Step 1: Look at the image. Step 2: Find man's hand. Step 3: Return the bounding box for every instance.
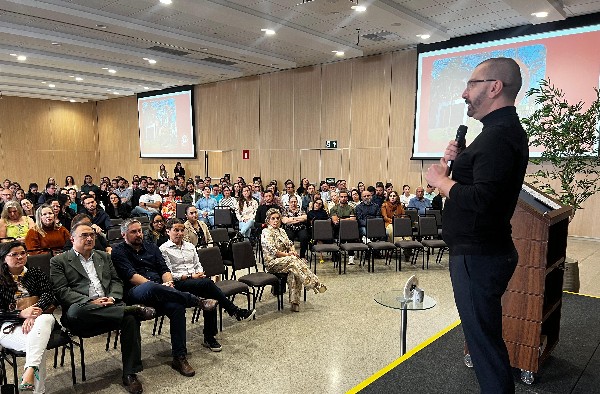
[162,281,174,287]
[90,297,114,306]
[192,272,206,279]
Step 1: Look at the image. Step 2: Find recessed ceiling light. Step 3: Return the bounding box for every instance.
[96,24,107,29]
[531,11,549,18]
[9,53,16,56]
[70,99,76,103]
[160,0,172,4]
[51,42,61,46]
[17,55,27,61]
[75,77,83,81]
[332,50,345,57]
[148,59,157,64]
[101,67,108,70]
[261,28,276,36]
[108,69,116,74]
[41,81,46,84]
[351,5,366,12]
[416,34,431,40]
[144,86,150,90]
[48,84,55,88]
[112,91,120,95]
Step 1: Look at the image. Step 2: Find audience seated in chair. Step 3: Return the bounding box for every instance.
[407,186,432,215]
[130,182,162,218]
[355,190,382,238]
[0,241,56,392]
[183,206,212,247]
[159,218,254,352]
[329,190,357,264]
[281,196,309,259]
[261,209,327,312]
[253,190,280,232]
[80,195,112,233]
[381,191,405,243]
[194,186,217,227]
[236,185,258,239]
[111,219,220,378]
[143,213,169,247]
[105,192,131,220]
[24,204,70,253]
[0,201,35,242]
[50,223,156,394]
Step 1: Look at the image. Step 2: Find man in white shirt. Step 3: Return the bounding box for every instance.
[159,218,255,352]
[280,181,301,209]
[130,183,162,217]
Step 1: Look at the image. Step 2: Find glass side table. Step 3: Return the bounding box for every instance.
[374,290,436,355]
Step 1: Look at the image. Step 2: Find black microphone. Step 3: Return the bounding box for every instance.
[447,125,468,172]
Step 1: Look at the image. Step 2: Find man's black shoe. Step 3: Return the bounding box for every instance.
[123,374,143,394]
[124,305,156,321]
[234,308,256,321]
[203,337,222,352]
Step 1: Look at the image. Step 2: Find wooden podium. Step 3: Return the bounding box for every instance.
[502,183,573,384]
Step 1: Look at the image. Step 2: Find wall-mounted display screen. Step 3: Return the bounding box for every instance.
[414,22,600,159]
[138,86,195,158]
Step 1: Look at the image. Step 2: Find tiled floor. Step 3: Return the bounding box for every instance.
[32,236,600,393]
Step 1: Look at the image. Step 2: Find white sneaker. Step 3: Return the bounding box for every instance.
[348,255,355,265]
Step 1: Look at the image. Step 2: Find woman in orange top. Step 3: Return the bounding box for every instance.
[24,204,70,253]
[381,191,404,242]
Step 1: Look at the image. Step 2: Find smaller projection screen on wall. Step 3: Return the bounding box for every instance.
[137,86,196,158]
[413,21,600,159]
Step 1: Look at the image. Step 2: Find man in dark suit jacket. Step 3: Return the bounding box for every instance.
[431,190,446,213]
[50,222,155,394]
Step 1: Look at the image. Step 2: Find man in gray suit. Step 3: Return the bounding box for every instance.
[50,222,155,394]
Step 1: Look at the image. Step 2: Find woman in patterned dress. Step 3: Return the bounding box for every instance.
[261,208,326,312]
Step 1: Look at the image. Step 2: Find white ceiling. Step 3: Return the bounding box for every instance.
[0,0,599,102]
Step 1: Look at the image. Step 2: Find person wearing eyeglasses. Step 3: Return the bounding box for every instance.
[426,57,528,394]
[36,183,57,205]
[144,213,169,247]
[0,240,56,392]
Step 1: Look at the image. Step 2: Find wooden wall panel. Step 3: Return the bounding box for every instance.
[351,55,392,148]
[235,77,260,150]
[293,66,322,149]
[196,83,221,150]
[0,96,97,187]
[259,150,298,187]
[261,72,294,150]
[321,61,351,150]
[349,148,385,187]
[299,150,320,183]
[388,147,424,191]
[390,50,418,148]
[321,149,343,184]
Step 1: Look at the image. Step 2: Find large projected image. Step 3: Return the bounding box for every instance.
[138,88,195,158]
[414,24,600,159]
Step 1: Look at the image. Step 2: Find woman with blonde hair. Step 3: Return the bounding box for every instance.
[24,204,70,253]
[261,208,326,312]
[0,201,36,241]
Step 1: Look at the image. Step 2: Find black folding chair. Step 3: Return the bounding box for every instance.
[365,218,396,272]
[392,217,425,270]
[309,219,340,274]
[338,220,368,274]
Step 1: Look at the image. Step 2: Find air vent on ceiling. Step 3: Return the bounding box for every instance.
[202,57,237,66]
[362,31,400,41]
[147,45,190,56]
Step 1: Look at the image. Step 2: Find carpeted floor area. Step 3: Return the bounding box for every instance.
[358,292,600,393]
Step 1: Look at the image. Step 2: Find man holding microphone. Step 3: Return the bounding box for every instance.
[426,57,529,393]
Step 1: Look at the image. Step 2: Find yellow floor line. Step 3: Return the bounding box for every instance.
[564,290,600,299]
[347,319,462,393]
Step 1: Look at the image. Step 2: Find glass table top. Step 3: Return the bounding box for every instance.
[374,289,436,311]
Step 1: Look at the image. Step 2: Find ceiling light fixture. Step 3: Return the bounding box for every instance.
[108,69,116,74]
[332,50,345,57]
[143,57,157,64]
[51,42,61,46]
[96,24,107,29]
[16,55,27,61]
[70,99,76,103]
[416,34,431,40]
[75,77,83,81]
[112,91,120,95]
[261,28,276,36]
[48,84,55,88]
[160,0,172,4]
[531,11,549,18]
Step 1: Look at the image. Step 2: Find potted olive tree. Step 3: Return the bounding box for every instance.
[521,78,600,291]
